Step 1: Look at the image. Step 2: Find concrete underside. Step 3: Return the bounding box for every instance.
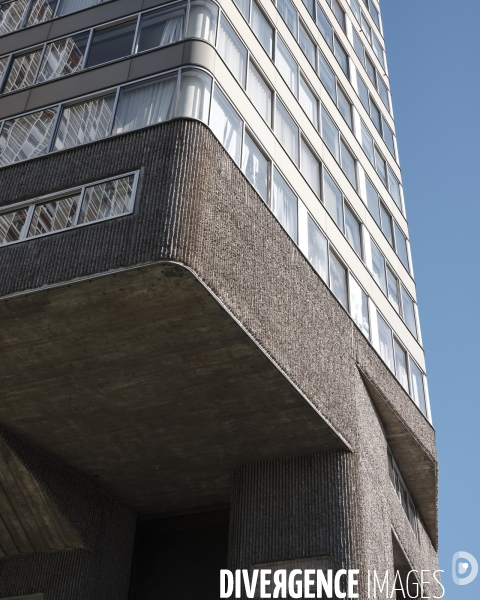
[0,263,345,515]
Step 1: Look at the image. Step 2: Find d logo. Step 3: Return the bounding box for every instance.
[452,551,478,586]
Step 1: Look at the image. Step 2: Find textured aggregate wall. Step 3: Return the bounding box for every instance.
[0,428,136,600]
[0,120,440,595]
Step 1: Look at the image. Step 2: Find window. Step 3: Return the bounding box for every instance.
[301,0,314,18]
[370,101,382,132]
[57,0,104,17]
[217,15,247,87]
[374,146,386,183]
[28,193,79,237]
[356,72,370,111]
[36,32,90,84]
[337,87,352,128]
[401,287,417,338]
[247,62,272,124]
[386,267,399,312]
[331,0,345,29]
[136,3,188,53]
[388,449,417,533]
[271,168,297,241]
[307,214,328,282]
[379,202,393,244]
[316,5,332,49]
[234,0,249,20]
[3,49,42,93]
[333,36,348,75]
[300,140,320,196]
[318,53,336,100]
[370,240,386,292]
[378,76,390,109]
[210,85,243,164]
[27,0,56,26]
[409,359,427,415]
[186,0,218,44]
[365,177,380,224]
[329,251,348,308]
[382,117,395,157]
[352,28,364,62]
[0,56,8,83]
[377,313,394,371]
[394,339,409,392]
[360,121,374,163]
[242,132,269,200]
[78,174,135,224]
[251,1,273,57]
[323,170,343,229]
[0,108,57,166]
[394,223,409,271]
[275,100,299,165]
[350,0,361,22]
[277,0,297,37]
[321,109,339,160]
[387,166,402,208]
[113,73,177,134]
[86,20,137,69]
[0,207,29,245]
[176,68,212,122]
[299,77,318,128]
[369,1,380,30]
[53,93,115,151]
[340,140,356,187]
[344,204,361,256]
[299,22,315,68]
[349,275,369,337]
[275,37,298,94]
[365,55,376,85]
[372,34,384,68]
[0,0,29,35]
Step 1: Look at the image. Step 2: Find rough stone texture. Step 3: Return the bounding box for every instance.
[0,120,440,596]
[0,428,136,600]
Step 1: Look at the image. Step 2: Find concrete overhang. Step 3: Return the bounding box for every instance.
[0,263,347,516]
[358,369,438,548]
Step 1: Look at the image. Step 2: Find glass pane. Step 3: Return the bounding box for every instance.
[349,275,369,337]
[86,20,137,69]
[352,29,364,62]
[401,286,417,338]
[321,109,339,160]
[271,168,297,241]
[381,118,395,158]
[365,177,380,224]
[28,194,79,237]
[340,140,356,188]
[369,2,380,29]
[394,222,409,271]
[0,0,29,35]
[365,55,376,85]
[277,0,297,37]
[176,68,212,122]
[242,133,268,201]
[27,0,56,26]
[374,147,386,183]
[301,0,314,17]
[247,62,271,124]
[114,73,177,134]
[323,170,343,229]
[370,101,382,133]
[394,340,409,392]
[251,1,273,57]
[350,0,360,22]
[330,252,347,308]
[361,121,374,163]
[307,214,328,282]
[410,360,427,415]
[300,140,320,196]
[377,313,394,371]
[0,208,28,244]
[210,85,242,164]
[275,37,297,95]
[4,50,42,93]
[372,34,384,67]
[331,0,344,28]
[217,15,247,87]
[54,94,115,151]
[37,32,90,84]
[316,5,332,49]
[299,22,315,68]
[234,0,250,20]
[57,0,101,17]
[275,100,298,165]
[387,165,402,208]
[357,72,370,111]
[0,56,9,83]
[344,204,361,256]
[378,77,390,110]
[299,77,317,129]
[186,0,218,44]
[137,3,187,53]
[0,108,56,166]
[318,53,336,100]
[380,202,393,244]
[333,37,348,75]
[78,174,135,224]
[386,268,399,312]
[337,87,352,128]
[370,240,386,292]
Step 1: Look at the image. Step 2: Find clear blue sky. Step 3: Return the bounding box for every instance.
[381,1,480,597]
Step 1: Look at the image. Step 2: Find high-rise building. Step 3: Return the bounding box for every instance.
[0,0,440,598]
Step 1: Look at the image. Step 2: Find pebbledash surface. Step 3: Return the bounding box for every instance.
[0,0,439,599]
